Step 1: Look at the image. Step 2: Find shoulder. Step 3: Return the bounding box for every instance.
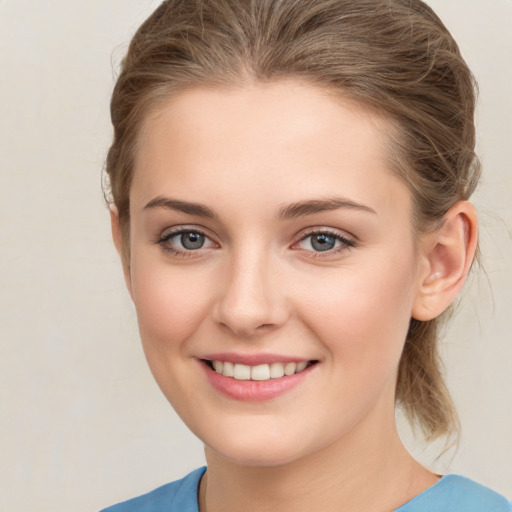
[99,466,206,512]
[397,474,511,512]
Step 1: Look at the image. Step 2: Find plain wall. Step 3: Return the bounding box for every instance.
[0,1,510,510]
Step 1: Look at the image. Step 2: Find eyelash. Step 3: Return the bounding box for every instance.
[155,227,356,257]
[294,229,356,257]
[156,227,215,257]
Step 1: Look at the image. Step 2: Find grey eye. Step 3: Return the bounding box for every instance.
[310,233,337,251]
[179,231,205,250]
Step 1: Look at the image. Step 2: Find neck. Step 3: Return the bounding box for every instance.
[199,413,437,512]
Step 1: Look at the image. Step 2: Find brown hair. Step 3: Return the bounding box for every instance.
[105,0,480,440]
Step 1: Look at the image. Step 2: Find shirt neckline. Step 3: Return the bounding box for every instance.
[393,474,463,511]
[190,469,456,512]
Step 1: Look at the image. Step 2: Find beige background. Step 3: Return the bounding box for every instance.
[0,1,510,510]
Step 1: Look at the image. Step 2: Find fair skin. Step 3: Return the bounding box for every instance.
[111,81,477,512]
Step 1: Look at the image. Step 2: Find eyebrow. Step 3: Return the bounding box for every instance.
[144,196,219,219]
[143,195,376,220]
[277,197,377,219]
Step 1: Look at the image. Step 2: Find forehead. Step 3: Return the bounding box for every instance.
[131,81,410,219]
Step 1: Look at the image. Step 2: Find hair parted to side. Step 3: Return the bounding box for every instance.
[105,0,480,441]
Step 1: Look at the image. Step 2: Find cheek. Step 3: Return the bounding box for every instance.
[296,252,417,369]
[130,255,214,351]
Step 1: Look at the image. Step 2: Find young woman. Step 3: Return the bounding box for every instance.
[101,1,511,510]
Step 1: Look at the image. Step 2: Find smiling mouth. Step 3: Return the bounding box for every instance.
[203,360,317,381]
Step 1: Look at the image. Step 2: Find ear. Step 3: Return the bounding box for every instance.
[412,201,478,321]
[110,206,133,298]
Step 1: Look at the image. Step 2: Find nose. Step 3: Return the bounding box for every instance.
[213,249,289,338]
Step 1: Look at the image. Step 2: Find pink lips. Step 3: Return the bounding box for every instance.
[198,353,316,402]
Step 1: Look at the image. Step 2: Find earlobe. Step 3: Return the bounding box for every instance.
[412,201,478,321]
[110,206,133,298]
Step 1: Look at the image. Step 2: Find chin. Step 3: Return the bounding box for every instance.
[209,444,305,468]
[201,424,317,468]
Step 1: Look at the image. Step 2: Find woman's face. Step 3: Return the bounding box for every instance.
[124,81,426,466]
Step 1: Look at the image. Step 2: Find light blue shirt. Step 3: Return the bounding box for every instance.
[101,466,511,512]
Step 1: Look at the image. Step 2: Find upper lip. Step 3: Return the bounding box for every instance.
[199,352,315,366]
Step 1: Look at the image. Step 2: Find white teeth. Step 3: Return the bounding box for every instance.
[233,363,251,380]
[251,364,271,381]
[223,361,234,377]
[284,362,297,376]
[269,362,285,379]
[296,361,308,372]
[211,360,311,381]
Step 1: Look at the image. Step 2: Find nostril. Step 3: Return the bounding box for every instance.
[216,319,278,338]
[256,323,273,330]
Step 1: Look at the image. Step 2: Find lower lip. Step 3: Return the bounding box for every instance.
[200,361,316,401]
